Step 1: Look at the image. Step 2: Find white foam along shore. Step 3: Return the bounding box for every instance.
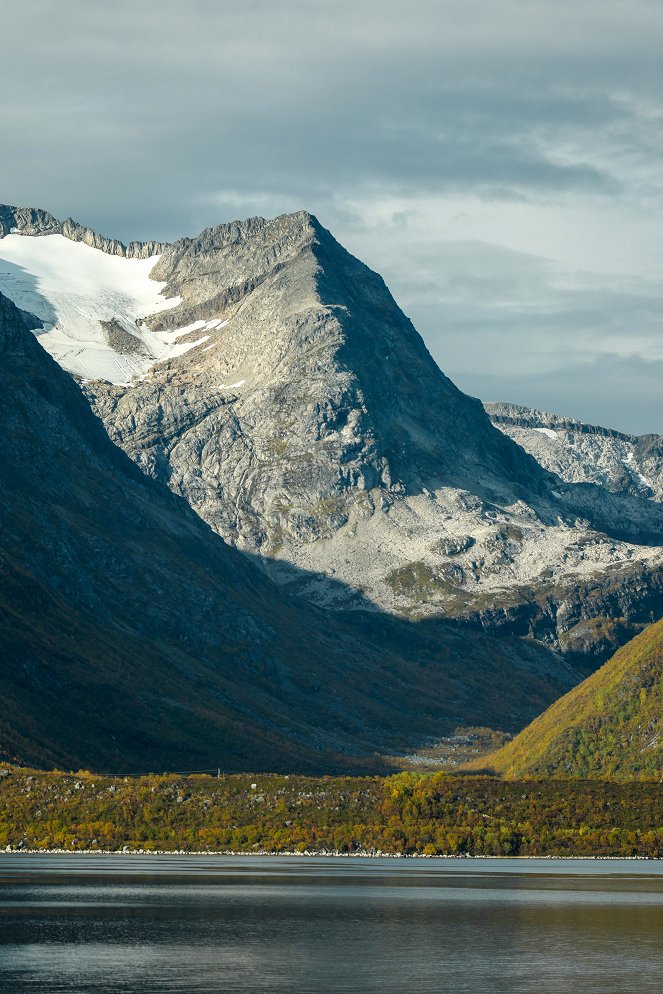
[1,848,659,861]
[0,233,193,383]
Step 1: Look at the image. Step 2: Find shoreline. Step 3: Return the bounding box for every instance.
[2,848,660,860]
[3,775,659,861]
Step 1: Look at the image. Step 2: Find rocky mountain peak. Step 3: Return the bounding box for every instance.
[78,211,663,660]
[86,211,557,569]
[146,209,322,328]
[140,211,547,499]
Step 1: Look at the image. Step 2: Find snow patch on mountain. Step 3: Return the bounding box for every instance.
[0,233,184,383]
[623,451,652,490]
[168,335,210,358]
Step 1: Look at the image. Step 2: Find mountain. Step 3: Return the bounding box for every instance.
[2,206,663,673]
[487,402,663,502]
[0,287,576,774]
[478,618,662,779]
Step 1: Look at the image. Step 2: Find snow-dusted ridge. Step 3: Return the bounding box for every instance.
[0,233,200,384]
[486,401,663,502]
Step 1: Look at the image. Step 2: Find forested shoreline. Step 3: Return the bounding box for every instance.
[1,768,661,858]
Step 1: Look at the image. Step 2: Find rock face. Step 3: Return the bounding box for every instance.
[2,206,663,668]
[89,213,551,549]
[0,203,167,258]
[487,402,663,502]
[0,288,575,773]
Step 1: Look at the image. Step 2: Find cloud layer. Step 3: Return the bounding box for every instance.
[2,1,662,431]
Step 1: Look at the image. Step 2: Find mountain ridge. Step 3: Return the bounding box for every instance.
[0,203,168,258]
[486,401,663,502]
[2,205,663,669]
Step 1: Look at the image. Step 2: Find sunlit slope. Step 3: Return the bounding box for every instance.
[480,619,663,779]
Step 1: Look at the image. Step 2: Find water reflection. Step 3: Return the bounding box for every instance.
[0,856,661,993]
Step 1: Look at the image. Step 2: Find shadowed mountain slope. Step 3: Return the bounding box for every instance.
[0,290,576,773]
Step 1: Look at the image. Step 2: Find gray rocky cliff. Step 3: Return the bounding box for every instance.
[486,401,663,501]
[0,203,167,258]
[87,212,554,564]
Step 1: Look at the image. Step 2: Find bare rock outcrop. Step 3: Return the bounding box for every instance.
[0,203,167,258]
[486,401,663,501]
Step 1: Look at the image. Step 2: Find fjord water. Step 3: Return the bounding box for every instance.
[0,856,661,993]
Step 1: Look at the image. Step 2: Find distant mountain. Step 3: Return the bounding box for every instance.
[0,288,575,774]
[479,618,662,779]
[487,402,663,502]
[2,206,663,673]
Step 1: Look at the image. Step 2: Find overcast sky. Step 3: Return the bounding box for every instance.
[2,0,662,432]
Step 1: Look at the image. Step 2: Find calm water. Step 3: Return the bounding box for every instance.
[0,855,661,993]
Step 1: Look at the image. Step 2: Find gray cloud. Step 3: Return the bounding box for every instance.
[3,1,653,230]
[387,242,663,433]
[1,1,662,431]
[467,355,663,437]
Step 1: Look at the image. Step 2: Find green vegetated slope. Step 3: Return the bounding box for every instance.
[0,767,661,857]
[480,618,663,779]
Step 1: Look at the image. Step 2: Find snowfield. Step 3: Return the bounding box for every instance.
[532,426,558,440]
[0,234,187,383]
